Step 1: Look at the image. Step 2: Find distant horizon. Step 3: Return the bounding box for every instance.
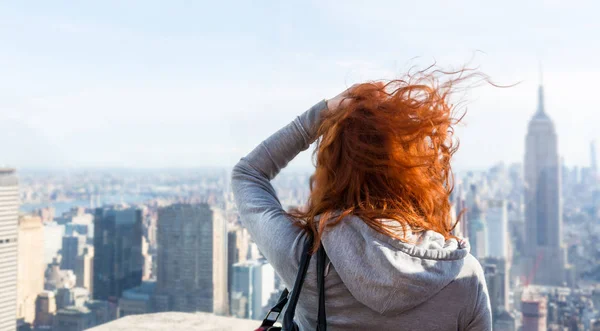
[7,161,572,176]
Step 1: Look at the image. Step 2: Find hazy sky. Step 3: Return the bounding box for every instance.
[1,1,599,170]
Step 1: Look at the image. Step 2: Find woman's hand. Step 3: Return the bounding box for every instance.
[326,84,358,113]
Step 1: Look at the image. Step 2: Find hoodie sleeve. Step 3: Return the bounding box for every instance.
[231,100,328,283]
[464,268,493,331]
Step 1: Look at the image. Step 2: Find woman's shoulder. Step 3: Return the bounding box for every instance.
[453,253,487,286]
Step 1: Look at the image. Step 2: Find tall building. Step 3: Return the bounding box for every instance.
[43,222,65,264]
[153,203,216,313]
[93,207,143,303]
[521,294,547,331]
[213,209,228,315]
[34,291,57,328]
[231,260,276,320]
[482,258,509,318]
[140,236,152,281]
[524,83,567,286]
[61,234,87,271]
[467,185,487,259]
[74,246,94,295]
[17,215,44,324]
[227,230,239,314]
[486,200,509,259]
[0,169,18,331]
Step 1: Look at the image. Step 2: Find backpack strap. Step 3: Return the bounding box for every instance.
[260,234,328,331]
[258,288,289,329]
[283,234,314,330]
[316,243,327,331]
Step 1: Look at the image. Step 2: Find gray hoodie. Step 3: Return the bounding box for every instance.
[231,100,492,331]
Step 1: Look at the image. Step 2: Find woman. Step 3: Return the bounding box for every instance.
[232,73,492,330]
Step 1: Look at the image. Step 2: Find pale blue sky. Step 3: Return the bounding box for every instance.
[1,1,599,170]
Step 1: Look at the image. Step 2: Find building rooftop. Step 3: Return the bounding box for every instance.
[87,312,259,331]
[0,169,18,185]
[38,290,55,298]
[57,305,91,316]
[122,281,156,301]
[0,168,15,174]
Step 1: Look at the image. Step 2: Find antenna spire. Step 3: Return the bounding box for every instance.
[537,59,545,115]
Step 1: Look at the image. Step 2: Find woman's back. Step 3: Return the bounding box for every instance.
[232,80,492,330]
[290,217,489,330]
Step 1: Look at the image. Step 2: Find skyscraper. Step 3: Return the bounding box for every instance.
[153,203,216,313]
[93,207,143,303]
[34,291,57,328]
[0,169,18,331]
[61,234,87,271]
[213,209,228,315]
[231,260,275,320]
[486,200,509,259]
[524,83,567,286]
[17,215,44,324]
[521,294,547,331]
[74,246,94,295]
[467,185,487,259]
[43,221,65,264]
[483,258,509,318]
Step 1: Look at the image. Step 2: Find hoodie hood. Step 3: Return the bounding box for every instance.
[321,215,470,315]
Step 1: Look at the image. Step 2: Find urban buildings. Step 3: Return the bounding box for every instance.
[56,287,89,310]
[74,246,94,295]
[93,207,143,303]
[483,257,514,330]
[61,234,87,271]
[213,209,229,315]
[153,203,219,313]
[117,281,156,318]
[486,199,509,259]
[521,293,548,331]
[43,221,65,264]
[44,258,77,291]
[466,184,488,259]
[16,215,44,324]
[523,83,568,286]
[34,291,57,328]
[10,147,600,328]
[53,306,95,331]
[0,169,18,331]
[230,260,275,320]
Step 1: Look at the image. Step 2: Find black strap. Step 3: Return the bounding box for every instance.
[259,288,289,328]
[316,244,327,331]
[260,234,328,331]
[283,235,314,330]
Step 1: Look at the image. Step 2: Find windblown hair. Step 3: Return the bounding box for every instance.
[291,67,478,252]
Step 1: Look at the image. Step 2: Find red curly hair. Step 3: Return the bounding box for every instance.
[291,68,474,252]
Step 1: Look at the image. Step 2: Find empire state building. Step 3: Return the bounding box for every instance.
[523,83,568,286]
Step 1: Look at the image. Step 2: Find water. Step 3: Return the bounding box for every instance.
[20,194,153,215]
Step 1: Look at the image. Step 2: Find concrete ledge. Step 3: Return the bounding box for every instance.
[86,312,261,331]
